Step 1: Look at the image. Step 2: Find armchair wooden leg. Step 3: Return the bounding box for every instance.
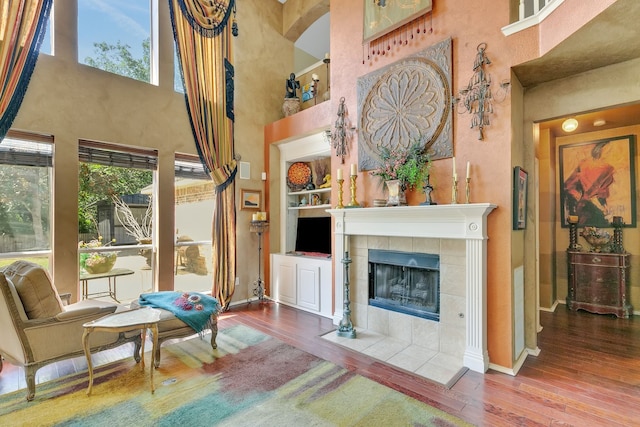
[25,367,36,401]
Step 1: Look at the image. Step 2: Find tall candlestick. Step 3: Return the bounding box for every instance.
[466,161,470,179]
[337,168,343,180]
[350,163,357,176]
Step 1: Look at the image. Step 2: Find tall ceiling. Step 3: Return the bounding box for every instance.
[277,1,640,134]
[278,0,330,60]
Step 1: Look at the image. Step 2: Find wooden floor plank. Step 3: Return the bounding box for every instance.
[1,302,638,426]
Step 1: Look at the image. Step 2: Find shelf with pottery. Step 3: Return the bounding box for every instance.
[288,187,331,210]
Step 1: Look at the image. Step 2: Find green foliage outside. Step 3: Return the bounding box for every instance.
[79,39,153,233]
[0,164,50,246]
[78,164,152,233]
[84,38,150,82]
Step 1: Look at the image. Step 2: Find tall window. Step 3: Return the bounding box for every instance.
[40,5,52,55]
[79,141,157,302]
[174,154,213,293]
[0,132,53,269]
[78,0,151,83]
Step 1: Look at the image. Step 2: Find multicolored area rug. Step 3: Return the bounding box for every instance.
[0,325,471,426]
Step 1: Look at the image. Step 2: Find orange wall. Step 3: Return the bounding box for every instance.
[330,0,513,367]
[265,0,612,371]
[327,0,515,369]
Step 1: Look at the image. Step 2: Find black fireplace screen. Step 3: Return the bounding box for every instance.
[368,249,440,321]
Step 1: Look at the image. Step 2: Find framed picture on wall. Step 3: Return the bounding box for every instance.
[559,135,636,228]
[363,0,432,43]
[240,189,262,210]
[513,166,528,230]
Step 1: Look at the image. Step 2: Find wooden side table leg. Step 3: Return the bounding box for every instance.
[82,328,94,396]
[150,324,158,393]
[140,329,146,370]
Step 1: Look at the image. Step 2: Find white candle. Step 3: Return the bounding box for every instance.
[344,234,349,252]
[466,161,470,179]
[252,213,258,221]
[452,156,456,179]
[337,168,343,180]
[325,52,330,60]
[351,163,357,176]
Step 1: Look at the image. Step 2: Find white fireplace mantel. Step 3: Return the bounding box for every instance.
[328,203,497,373]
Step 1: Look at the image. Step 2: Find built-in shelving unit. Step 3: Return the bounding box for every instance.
[272,131,332,318]
[288,187,331,210]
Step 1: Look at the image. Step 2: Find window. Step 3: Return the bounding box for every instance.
[40,5,52,55]
[79,141,157,302]
[174,48,184,93]
[77,0,151,83]
[174,154,213,293]
[0,131,53,269]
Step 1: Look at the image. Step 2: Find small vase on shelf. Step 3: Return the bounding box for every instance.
[385,179,401,206]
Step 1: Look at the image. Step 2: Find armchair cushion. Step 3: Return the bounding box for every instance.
[1,261,64,319]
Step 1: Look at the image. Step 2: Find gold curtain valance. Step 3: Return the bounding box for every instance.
[175,0,235,37]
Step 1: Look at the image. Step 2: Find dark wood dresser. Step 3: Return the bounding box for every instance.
[567,251,632,318]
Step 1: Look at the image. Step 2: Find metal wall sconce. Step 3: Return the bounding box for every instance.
[454,43,510,140]
[331,97,355,164]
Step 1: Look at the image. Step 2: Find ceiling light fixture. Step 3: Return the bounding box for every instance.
[593,119,606,127]
[562,118,578,132]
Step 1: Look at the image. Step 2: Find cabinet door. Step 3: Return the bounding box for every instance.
[274,258,297,305]
[574,266,620,306]
[297,263,320,312]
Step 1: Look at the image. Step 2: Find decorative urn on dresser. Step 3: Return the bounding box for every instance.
[566,216,632,318]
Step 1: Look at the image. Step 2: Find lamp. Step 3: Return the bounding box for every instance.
[250,219,269,302]
[562,118,578,132]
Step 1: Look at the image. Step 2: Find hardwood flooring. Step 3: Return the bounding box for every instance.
[1,301,639,426]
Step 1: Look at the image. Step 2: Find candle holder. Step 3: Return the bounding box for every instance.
[249,220,269,302]
[465,177,471,204]
[336,178,345,209]
[337,246,356,338]
[567,216,580,251]
[612,216,625,254]
[346,174,361,208]
[451,178,458,204]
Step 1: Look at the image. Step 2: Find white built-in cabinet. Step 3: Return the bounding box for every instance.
[271,132,333,318]
[271,253,332,317]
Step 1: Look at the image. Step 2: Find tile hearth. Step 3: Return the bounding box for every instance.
[321,329,467,388]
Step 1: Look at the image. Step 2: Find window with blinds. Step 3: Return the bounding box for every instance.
[0,131,53,262]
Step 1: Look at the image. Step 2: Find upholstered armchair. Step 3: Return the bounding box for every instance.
[0,261,140,401]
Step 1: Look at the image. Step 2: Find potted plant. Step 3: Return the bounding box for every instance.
[370,141,431,205]
[79,237,118,274]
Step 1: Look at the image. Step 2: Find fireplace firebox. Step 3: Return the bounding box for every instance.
[368,249,440,321]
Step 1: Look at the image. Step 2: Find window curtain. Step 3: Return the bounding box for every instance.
[169,0,237,309]
[0,0,53,141]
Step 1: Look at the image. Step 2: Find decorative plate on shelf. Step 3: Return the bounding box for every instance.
[287,162,312,191]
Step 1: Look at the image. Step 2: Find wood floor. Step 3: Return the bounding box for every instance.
[2,301,639,426]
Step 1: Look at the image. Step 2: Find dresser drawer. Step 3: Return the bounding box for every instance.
[570,253,626,267]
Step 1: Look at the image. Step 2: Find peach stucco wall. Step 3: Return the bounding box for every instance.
[11,0,290,302]
[266,0,520,369]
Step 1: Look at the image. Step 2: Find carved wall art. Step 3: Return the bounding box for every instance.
[357,37,452,172]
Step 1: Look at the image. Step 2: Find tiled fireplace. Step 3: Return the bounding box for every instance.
[328,204,496,381]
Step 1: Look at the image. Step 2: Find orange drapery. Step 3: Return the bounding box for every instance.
[169,0,237,308]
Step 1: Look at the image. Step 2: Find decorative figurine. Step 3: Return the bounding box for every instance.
[285,73,300,99]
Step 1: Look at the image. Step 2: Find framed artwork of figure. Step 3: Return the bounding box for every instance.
[559,135,636,228]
